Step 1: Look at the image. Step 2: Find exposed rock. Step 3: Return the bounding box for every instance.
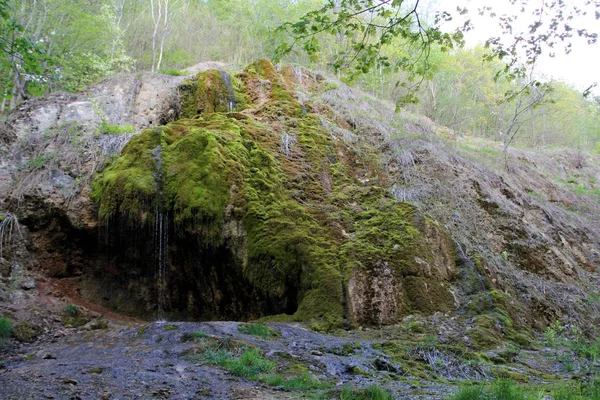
[1,58,600,342]
[20,278,35,290]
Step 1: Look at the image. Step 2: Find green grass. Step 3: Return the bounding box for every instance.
[97,121,136,135]
[158,68,186,76]
[181,331,208,342]
[65,304,79,317]
[184,343,275,379]
[262,372,329,391]
[339,385,394,400]
[0,317,12,340]
[449,379,600,400]
[238,323,278,338]
[226,348,275,378]
[449,380,533,400]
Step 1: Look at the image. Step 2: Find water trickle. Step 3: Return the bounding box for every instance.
[219,70,237,112]
[294,66,303,85]
[152,129,168,320]
[154,207,168,320]
[455,240,493,307]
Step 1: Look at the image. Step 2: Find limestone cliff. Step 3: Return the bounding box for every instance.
[2,59,600,347]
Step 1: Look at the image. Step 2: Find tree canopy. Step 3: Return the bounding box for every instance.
[0,0,598,153]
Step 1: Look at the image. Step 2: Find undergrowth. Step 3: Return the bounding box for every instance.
[262,372,329,391]
[238,323,278,338]
[183,339,274,379]
[339,385,395,400]
[0,317,12,341]
[450,379,600,400]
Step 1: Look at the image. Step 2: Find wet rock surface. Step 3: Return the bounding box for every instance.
[0,321,451,400]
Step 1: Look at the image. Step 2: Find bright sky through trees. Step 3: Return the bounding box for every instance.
[434,0,599,94]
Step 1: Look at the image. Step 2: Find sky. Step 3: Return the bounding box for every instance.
[422,0,600,95]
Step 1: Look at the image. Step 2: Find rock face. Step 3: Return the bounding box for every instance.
[2,59,600,341]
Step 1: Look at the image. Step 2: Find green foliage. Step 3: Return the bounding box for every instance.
[338,385,394,400]
[450,380,532,400]
[238,323,278,338]
[0,317,12,340]
[92,107,344,325]
[263,371,329,391]
[11,321,40,343]
[185,345,275,379]
[226,348,275,378]
[63,303,88,327]
[181,331,208,342]
[19,153,58,172]
[97,121,136,135]
[451,379,600,400]
[65,304,80,317]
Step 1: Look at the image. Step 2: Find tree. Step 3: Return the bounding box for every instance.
[0,0,47,112]
[277,0,600,106]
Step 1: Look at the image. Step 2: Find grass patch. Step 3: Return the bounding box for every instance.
[183,337,275,379]
[181,331,208,342]
[238,323,279,338]
[339,385,394,400]
[97,121,136,135]
[0,317,12,341]
[448,379,600,400]
[227,348,275,378]
[164,324,178,331]
[62,304,88,327]
[262,372,329,391]
[450,380,533,400]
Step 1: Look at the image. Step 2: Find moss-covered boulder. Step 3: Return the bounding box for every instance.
[90,59,462,327]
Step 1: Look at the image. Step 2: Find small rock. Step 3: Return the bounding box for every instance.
[311,350,323,356]
[20,278,36,290]
[373,358,402,374]
[62,378,78,385]
[43,353,56,360]
[82,319,108,331]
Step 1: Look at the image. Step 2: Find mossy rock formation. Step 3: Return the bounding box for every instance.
[91,60,460,327]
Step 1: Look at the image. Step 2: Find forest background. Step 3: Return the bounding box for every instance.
[1,0,599,152]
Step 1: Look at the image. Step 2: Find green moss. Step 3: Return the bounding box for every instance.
[92,112,343,325]
[404,277,454,314]
[11,321,41,343]
[179,70,247,118]
[91,128,161,219]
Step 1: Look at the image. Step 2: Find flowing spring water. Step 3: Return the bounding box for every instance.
[219,70,237,112]
[152,131,168,320]
[154,207,168,321]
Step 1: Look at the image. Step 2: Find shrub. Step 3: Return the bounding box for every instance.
[12,321,40,343]
[65,304,80,317]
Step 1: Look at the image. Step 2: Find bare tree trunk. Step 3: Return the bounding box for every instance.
[156,0,170,72]
[150,0,162,73]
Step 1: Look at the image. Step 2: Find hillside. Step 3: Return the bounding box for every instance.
[1,60,600,399]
